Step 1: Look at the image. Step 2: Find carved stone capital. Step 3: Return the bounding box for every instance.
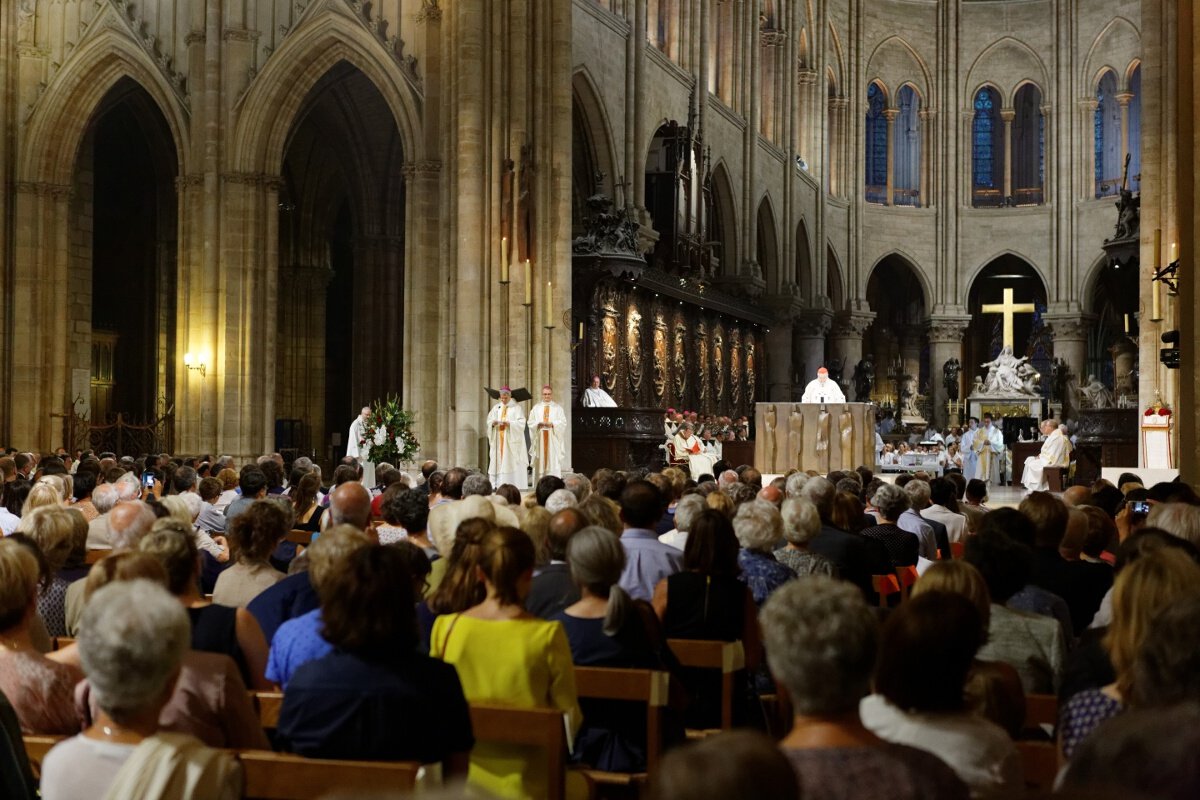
[925,316,972,344]
[882,108,899,122]
[797,67,817,85]
[795,310,833,339]
[830,311,876,339]
[417,0,442,23]
[763,291,806,323]
[829,96,849,111]
[999,108,1016,123]
[761,29,787,47]
[1043,314,1093,341]
[15,181,71,199]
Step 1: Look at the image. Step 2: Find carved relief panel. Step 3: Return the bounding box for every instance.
[729,326,742,410]
[599,285,619,397]
[672,311,687,402]
[625,301,644,400]
[652,304,669,405]
[713,322,726,409]
[696,318,710,407]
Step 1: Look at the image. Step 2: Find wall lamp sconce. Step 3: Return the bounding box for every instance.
[183,352,206,377]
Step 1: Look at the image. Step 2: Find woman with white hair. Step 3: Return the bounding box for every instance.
[39,579,242,799]
[733,499,794,606]
[860,484,920,567]
[775,498,837,578]
[761,578,969,798]
[553,526,676,772]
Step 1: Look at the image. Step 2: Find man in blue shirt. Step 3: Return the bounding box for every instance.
[617,480,683,601]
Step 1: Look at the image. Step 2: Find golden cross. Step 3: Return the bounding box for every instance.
[981,287,1035,349]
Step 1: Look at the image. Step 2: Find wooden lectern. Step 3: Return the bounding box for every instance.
[754,403,877,475]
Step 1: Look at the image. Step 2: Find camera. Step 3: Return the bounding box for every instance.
[142,471,156,489]
[1129,500,1151,516]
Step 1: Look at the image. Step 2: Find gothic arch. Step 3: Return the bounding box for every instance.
[865,250,932,312]
[571,69,620,192]
[963,249,1051,303]
[826,244,845,312]
[1009,79,1044,107]
[827,21,845,92]
[1082,17,1141,92]
[756,196,781,291]
[709,160,739,277]
[1079,252,1115,310]
[1123,58,1143,92]
[865,35,932,103]
[795,219,814,293]
[231,8,423,175]
[964,37,1049,109]
[20,22,189,186]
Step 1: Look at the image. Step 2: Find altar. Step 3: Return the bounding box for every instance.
[753,402,877,475]
[967,395,1044,422]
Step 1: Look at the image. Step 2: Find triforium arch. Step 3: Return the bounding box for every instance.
[571,69,621,232]
[756,196,781,293]
[11,24,188,449]
[707,161,739,277]
[864,252,931,394]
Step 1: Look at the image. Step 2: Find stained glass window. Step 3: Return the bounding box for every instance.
[973,88,998,188]
[865,83,888,195]
[1094,85,1105,189]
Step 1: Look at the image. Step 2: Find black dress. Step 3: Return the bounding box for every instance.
[188,604,253,687]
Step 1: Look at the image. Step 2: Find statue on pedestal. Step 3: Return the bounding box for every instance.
[942,358,961,402]
[1079,375,1115,409]
[852,355,874,402]
[976,346,1039,397]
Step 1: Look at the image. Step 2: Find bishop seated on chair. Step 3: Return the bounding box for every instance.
[1021,418,1072,492]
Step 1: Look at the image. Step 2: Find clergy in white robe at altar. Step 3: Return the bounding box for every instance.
[1021,418,1072,491]
[800,367,846,403]
[672,423,717,478]
[487,387,528,488]
[971,414,1006,486]
[346,406,377,486]
[581,375,617,407]
[960,419,980,479]
[530,385,568,480]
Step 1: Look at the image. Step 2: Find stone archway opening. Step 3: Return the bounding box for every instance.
[275,61,405,465]
[1087,256,1141,401]
[865,254,928,400]
[74,77,179,427]
[964,255,1050,399]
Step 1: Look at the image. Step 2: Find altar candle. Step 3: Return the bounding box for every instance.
[524,259,532,305]
[578,321,584,340]
[1152,229,1162,320]
[1124,313,1130,334]
[500,236,509,283]
[545,282,554,328]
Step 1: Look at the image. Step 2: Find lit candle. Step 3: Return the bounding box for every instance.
[1152,228,1162,321]
[524,259,532,305]
[1124,313,1130,334]
[500,236,509,283]
[545,281,553,328]
[578,321,584,340]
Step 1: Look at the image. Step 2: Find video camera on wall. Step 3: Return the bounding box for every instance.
[1161,330,1180,370]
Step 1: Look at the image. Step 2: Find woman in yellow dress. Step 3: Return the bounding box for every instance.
[431,526,582,799]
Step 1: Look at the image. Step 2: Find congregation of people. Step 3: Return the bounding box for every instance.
[4,443,1200,799]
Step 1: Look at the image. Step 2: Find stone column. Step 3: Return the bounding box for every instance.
[828,311,875,399]
[925,317,971,429]
[764,292,804,401]
[1044,315,1092,420]
[1079,99,1098,198]
[1040,103,1052,201]
[883,108,898,205]
[1000,108,1015,201]
[1116,91,1134,171]
[793,310,833,389]
[918,108,934,207]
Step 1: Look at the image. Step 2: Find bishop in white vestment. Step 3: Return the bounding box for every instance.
[487,387,528,488]
[581,375,617,407]
[673,424,717,478]
[530,385,568,480]
[1022,419,1072,491]
[800,367,846,403]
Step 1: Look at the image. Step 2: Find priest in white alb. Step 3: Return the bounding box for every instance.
[800,367,846,403]
[529,384,567,480]
[346,406,376,486]
[487,386,528,488]
[672,422,717,478]
[581,375,617,407]
[1021,418,1071,492]
[971,413,1006,485]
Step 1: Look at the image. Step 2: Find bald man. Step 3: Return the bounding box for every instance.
[328,481,372,531]
[1062,485,1091,507]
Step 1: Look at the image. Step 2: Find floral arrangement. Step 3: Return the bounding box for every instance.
[360,394,420,464]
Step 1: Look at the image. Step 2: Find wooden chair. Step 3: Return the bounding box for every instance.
[666,639,745,731]
[665,442,688,468]
[22,735,64,780]
[871,574,902,607]
[1045,466,1067,492]
[237,750,420,799]
[1015,740,1059,791]
[573,666,670,785]
[1024,693,1058,732]
[897,565,919,597]
[285,529,315,547]
[251,691,284,731]
[468,703,570,800]
[85,548,109,565]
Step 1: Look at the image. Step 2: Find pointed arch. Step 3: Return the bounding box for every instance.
[865,35,932,103]
[20,21,189,185]
[866,251,932,313]
[962,249,1051,301]
[708,160,738,277]
[964,37,1049,108]
[756,195,780,291]
[826,21,845,93]
[795,219,814,295]
[231,8,422,174]
[571,68,620,193]
[826,244,845,312]
[1082,16,1141,92]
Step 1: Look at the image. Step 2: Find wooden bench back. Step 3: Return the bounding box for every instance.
[574,666,670,774]
[667,639,745,730]
[468,703,568,800]
[251,691,284,730]
[238,750,420,799]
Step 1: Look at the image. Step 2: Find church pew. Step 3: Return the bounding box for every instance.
[872,574,903,607]
[284,529,315,547]
[237,750,420,799]
[666,639,745,731]
[85,549,109,565]
[573,666,670,785]
[468,703,570,800]
[1024,693,1059,733]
